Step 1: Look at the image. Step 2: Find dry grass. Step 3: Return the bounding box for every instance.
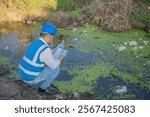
[83,0,133,32]
[48,11,85,28]
[0,0,57,23]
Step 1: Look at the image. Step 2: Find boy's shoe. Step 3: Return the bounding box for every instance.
[38,86,59,94]
[22,82,40,89]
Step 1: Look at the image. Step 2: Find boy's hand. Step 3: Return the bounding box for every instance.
[60,50,68,58]
[57,40,65,49]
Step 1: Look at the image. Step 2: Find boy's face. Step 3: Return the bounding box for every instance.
[47,34,54,44]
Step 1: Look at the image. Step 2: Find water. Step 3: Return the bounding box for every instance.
[92,76,150,100]
[0,23,100,81]
[0,23,150,99]
[62,48,101,68]
[56,71,72,81]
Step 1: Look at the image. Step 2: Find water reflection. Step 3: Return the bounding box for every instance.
[0,23,34,64]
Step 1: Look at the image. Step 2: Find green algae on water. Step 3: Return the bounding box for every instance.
[54,60,143,93]
[54,61,116,93]
[54,26,150,94]
[0,56,10,65]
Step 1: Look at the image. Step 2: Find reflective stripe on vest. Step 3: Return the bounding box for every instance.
[23,56,45,67]
[19,64,40,76]
[33,44,47,62]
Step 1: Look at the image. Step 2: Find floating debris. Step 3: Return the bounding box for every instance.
[73,38,78,41]
[143,64,146,66]
[2,46,8,51]
[129,41,138,46]
[118,45,126,51]
[143,41,149,45]
[132,46,138,50]
[136,56,139,59]
[73,28,76,32]
[99,51,103,54]
[124,42,128,45]
[115,86,127,94]
[139,46,144,49]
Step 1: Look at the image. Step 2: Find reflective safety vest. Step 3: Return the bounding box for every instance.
[18,39,48,81]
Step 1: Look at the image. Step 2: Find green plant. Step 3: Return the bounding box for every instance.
[132,10,150,29]
[0,56,10,65]
[57,0,75,11]
[57,0,92,11]
[135,0,150,4]
[73,0,92,8]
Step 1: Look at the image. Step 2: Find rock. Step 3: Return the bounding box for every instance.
[26,20,32,25]
[118,45,126,51]
[73,92,80,99]
[129,41,138,46]
[115,86,127,94]
[56,94,64,100]
[148,7,150,10]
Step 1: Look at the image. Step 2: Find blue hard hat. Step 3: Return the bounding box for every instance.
[41,23,57,35]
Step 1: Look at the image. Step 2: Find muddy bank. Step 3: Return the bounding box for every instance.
[0,76,90,100]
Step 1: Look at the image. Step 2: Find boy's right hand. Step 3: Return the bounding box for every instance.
[56,40,65,49]
[60,50,68,58]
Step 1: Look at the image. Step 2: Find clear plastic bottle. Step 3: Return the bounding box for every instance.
[116,86,127,93]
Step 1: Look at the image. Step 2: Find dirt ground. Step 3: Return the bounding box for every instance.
[0,76,90,100]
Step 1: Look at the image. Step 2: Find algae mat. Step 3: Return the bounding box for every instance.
[54,25,150,99]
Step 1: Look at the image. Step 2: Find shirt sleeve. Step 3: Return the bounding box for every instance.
[40,48,60,69]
